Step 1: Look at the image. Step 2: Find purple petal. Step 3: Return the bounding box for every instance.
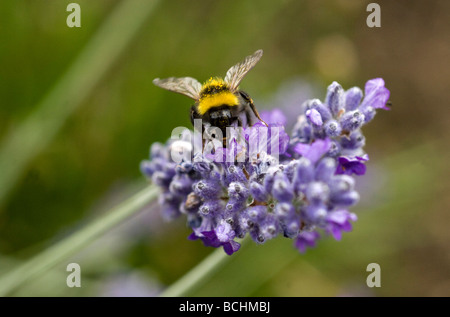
[229,240,241,252]
[294,231,320,253]
[336,155,368,176]
[188,232,199,241]
[327,210,352,225]
[350,162,366,176]
[223,240,241,255]
[356,154,369,161]
[294,138,331,164]
[340,221,353,232]
[360,78,390,110]
[201,230,217,240]
[260,109,287,126]
[223,243,234,255]
[325,210,357,241]
[330,227,343,241]
[200,230,221,247]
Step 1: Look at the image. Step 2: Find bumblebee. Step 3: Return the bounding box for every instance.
[153,50,267,138]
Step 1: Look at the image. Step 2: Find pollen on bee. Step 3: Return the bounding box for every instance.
[203,77,226,88]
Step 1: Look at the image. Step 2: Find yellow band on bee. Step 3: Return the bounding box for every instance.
[197,92,239,115]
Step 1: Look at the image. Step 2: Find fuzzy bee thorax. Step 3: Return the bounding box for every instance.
[196,77,239,115]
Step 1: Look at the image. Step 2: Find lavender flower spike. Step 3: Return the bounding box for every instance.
[141,78,390,254]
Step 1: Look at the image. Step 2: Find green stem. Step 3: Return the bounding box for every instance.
[160,237,248,297]
[0,185,159,296]
[0,0,160,208]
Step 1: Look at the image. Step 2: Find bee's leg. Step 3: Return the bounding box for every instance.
[237,116,243,128]
[191,106,206,150]
[190,106,195,126]
[243,105,269,129]
[190,105,200,127]
[243,110,251,128]
[239,91,268,127]
[190,106,208,151]
[248,101,268,127]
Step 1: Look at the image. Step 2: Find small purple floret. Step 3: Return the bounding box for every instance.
[360,78,390,110]
[325,210,358,241]
[336,154,369,176]
[295,231,321,253]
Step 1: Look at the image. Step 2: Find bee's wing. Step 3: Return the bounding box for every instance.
[153,77,202,100]
[224,49,263,92]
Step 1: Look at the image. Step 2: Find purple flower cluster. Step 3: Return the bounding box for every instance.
[141,78,389,255]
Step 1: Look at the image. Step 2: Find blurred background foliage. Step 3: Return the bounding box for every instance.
[0,0,449,296]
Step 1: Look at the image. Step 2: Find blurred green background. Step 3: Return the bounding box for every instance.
[0,0,449,296]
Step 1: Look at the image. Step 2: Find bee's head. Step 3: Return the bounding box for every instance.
[210,108,232,133]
